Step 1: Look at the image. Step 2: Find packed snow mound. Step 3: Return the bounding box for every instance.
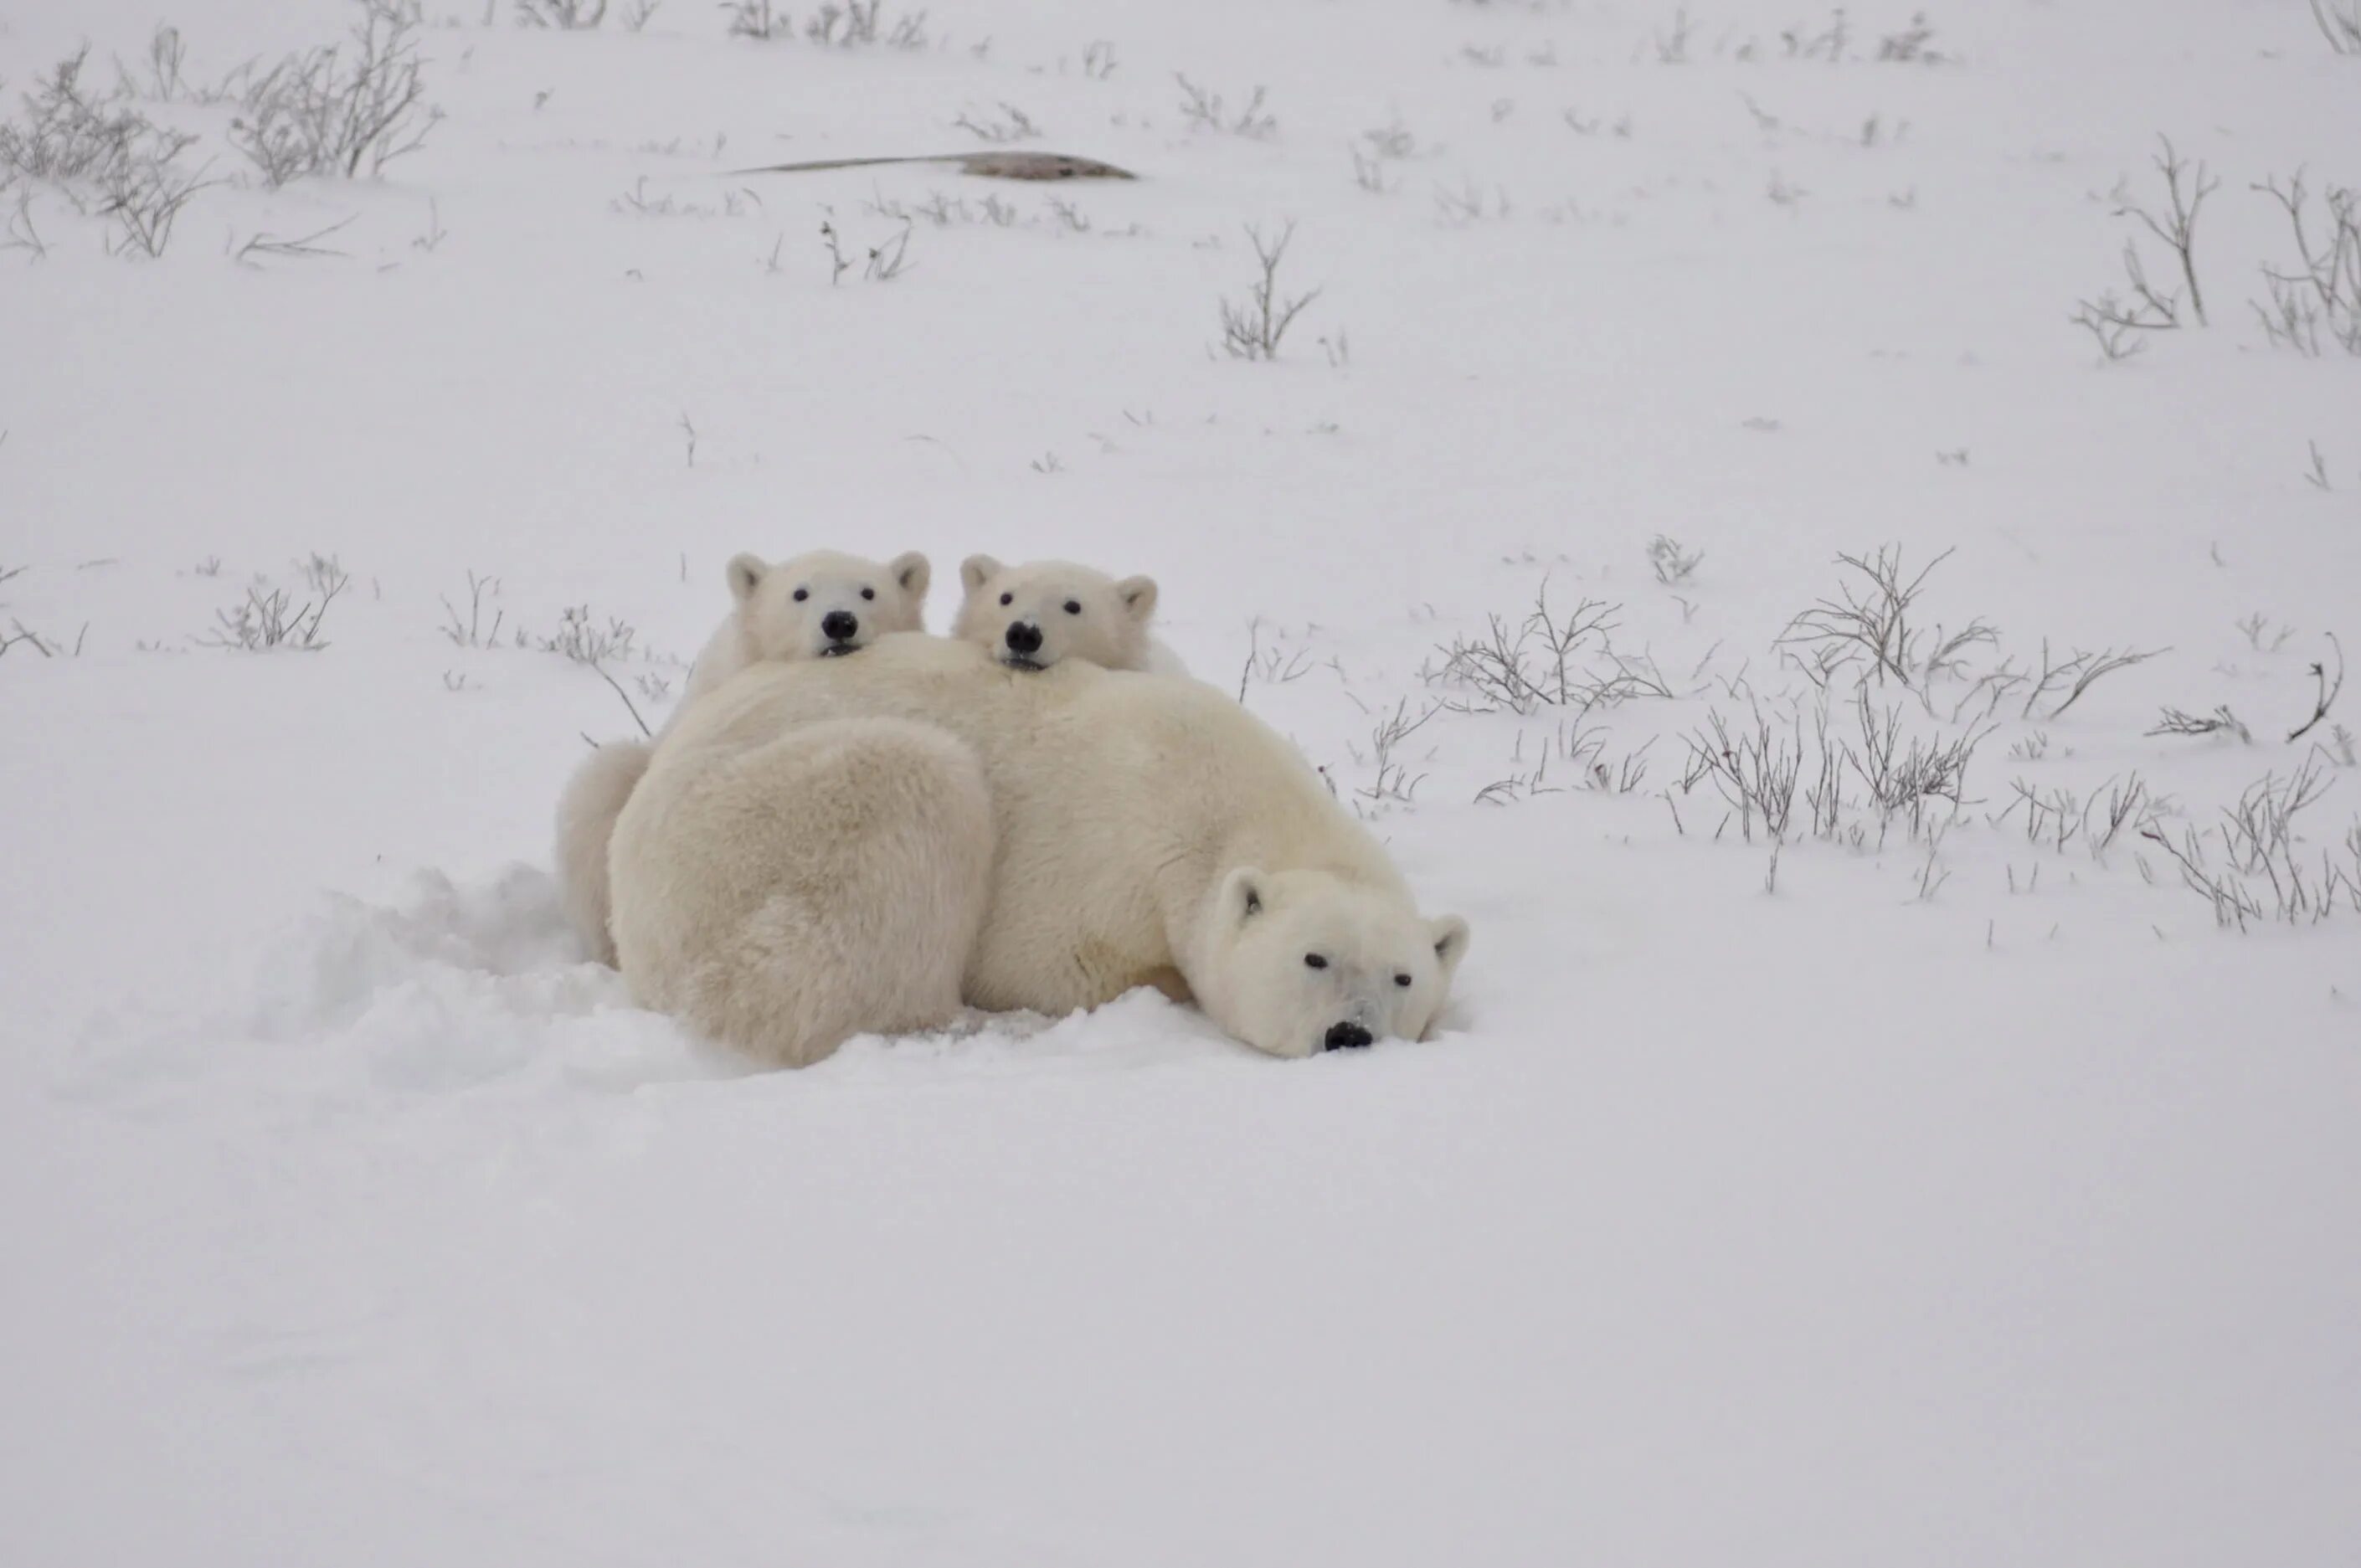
[56,866,1232,1113]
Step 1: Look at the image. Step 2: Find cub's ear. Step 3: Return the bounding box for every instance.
[890,551,931,600]
[1428,915,1470,979]
[959,554,1002,596]
[726,553,767,605]
[1217,866,1268,927]
[1115,575,1159,624]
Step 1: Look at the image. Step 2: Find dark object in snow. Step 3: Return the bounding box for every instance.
[728,151,1139,182]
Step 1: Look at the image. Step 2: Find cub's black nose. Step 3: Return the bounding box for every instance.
[1005,620,1044,655]
[1323,1021,1374,1051]
[821,609,859,643]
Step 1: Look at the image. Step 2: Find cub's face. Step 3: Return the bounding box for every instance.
[729,548,928,661]
[953,555,1157,673]
[1197,868,1470,1059]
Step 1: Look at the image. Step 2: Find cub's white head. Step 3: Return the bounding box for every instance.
[1193,867,1470,1059]
[953,555,1159,673]
[727,548,929,661]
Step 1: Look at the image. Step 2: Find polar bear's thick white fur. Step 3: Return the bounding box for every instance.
[610,716,994,1067]
[952,555,1187,677]
[615,635,1469,1061]
[553,547,929,966]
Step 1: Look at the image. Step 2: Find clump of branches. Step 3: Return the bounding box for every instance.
[951,102,1038,143]
[1845,689,1988,837]
[2142,752,2360,928]
[0,49,163,183]
[2148,704,2250,743]
[230,0,438,185]
[2020,640,2164,721]
[2071,136,2215,355]
[1217,220,1319,360]
[805,3,930,49]
[1680,706,1802,846]
[2250,172,2361,357]
[722,0,785,38]
[1347,697,1439,807]
[2288,633,2346,742]
[1778,545,1983,697]
[537,605,638,665]
[199,580,342,651]
[1175,74,1276,139]
[1648,533,1702,584]
[517,0,607,27]
[439,569,504,646]
[1430,584,1645,715]
[2309,0,2361,54]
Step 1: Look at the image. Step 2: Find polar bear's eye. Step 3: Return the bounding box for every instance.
[999,592,1013,606]
[1303,954,1328,970]
[792,587,809,602]
[1394,973,1412,988]
[860,587,876,600]
[1064,600,1083,614]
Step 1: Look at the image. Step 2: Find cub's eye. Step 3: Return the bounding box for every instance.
[1394,973,1412,988]
[792,587,809,602]
[860,587,876,600]
[999,592,1013,606]
[1304,954,1328,970]
[1063,600,1083,615]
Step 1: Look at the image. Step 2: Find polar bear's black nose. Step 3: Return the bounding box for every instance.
[1005,621,1043,655]
[821,610,859,643]
[1323,1021,1374,1051]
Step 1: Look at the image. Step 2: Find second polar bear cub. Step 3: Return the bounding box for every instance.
[953,555,1186,676]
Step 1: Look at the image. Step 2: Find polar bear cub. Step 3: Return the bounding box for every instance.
[952,555,1186,676]
[555,546,929,968]
[682,548,931,709]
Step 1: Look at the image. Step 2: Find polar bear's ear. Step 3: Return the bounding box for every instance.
[1428,915,1470,979]
[1115,575,1159,624]
[959,554,1002,596]
[726,553,767,605]
[890,551,931,601]
[1218,866,1268,926]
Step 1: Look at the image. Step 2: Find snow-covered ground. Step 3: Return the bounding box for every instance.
[6,0,2359,1560]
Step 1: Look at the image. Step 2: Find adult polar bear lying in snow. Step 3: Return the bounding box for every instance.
[607,634,1469,1065]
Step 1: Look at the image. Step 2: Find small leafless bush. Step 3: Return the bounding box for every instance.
[100,151,213,257]
[1648,534,1701,584]
[1680,707,1802,846]
[2143,752,2360,928]
[2288,633,2346,742]
[1218,221,1318,361]
[2309,0,2361,53]
[1431,585,1627,715]
[517,0,607,27]
[3,191,46,259]
[200,580,342,651]
[952,102,1038,143]
[621,0,662,29]
[439,569,504,646]
[2148,704,2250,743]
[1175,74,1276,139]
[1778,545,1953,691]
[1845,690,1988,835]
[231,0,439,186]
[722,0,784,39]
[2020,640,2163,721]
[2251,172,2361,357]
[0,50,157,183]
[230,214,355,265]
[1348,698,1439,806]
[1875,13,1943,62]
[805,3,928,49]
[538,604,638,665]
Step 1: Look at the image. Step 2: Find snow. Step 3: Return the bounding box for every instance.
[5,0,2360,1561]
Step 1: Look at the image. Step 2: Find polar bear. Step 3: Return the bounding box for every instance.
[608,715,994,1068]
[554,547,930,966]
[951,555,1187,676]
[610,635,1469,1062]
